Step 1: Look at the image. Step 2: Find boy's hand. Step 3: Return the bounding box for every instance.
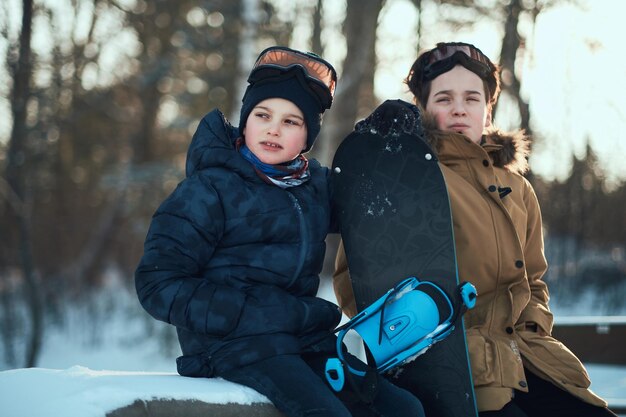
[299,296,342,334]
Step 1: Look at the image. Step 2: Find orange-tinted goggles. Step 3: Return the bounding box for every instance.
[249,46,337,110]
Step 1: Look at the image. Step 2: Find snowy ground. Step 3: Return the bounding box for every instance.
[0,366,271,417]
[0,277,625,416]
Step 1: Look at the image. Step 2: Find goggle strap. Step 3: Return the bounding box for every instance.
[423,51,491,81]
[245,67,328,111]
[247,66,331,110]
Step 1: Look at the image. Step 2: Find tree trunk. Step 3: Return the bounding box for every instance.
[497,0,531,134]
[230,0,259,124]
[5,0,43,368]
[313,0,385,166]
[408,0,423,53]
[311,0,323,55]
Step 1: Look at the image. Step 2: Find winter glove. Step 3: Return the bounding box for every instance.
[298,296,342,335]
[355,99,423,138]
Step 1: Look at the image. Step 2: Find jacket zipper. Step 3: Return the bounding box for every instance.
[287,191,308,287]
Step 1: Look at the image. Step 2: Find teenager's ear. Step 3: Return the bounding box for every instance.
[485,108,493,128]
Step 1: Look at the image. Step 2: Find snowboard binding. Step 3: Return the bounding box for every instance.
[325,277,477,392]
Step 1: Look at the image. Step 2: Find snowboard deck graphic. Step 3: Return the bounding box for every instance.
[331,128,478,417]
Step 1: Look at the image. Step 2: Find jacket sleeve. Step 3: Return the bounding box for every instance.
[517,179,553,335]
[332,240,358,318]
[135,176,246,336]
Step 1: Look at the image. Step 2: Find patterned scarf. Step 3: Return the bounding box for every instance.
[237,139,310,189]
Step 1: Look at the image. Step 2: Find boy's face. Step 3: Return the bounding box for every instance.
[243,98,308,165]
[425,65,491,144]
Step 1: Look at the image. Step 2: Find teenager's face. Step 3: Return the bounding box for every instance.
[243,98,308,165]
[425,65,491,144]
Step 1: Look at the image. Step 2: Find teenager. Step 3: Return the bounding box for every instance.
[333,42,616,417]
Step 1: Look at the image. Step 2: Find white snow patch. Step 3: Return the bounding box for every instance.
[0,366,270,417]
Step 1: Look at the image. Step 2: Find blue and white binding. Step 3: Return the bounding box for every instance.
[325,277,477,392]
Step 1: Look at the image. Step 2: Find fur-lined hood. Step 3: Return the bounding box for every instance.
[354,100,532,176]
[421,113,531,176]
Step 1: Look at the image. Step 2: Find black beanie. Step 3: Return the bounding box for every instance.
[239,72,323,153]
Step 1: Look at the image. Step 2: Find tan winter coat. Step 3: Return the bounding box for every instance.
[332,123,607,412]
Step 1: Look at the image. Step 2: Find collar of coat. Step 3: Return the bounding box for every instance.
[421,113,531,176]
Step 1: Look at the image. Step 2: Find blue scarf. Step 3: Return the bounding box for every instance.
[238,140,310,189]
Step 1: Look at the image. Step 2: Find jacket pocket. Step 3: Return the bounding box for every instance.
[176,352,214,378]
[521,331,590,388]
[467,330,496,386]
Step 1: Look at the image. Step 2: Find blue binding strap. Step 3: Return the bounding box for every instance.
[326,277,477,391]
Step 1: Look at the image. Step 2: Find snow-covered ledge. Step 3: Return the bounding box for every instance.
[2,363,625,416]
[0,366,285,417]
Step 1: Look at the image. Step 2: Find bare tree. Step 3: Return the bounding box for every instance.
[3,0,43,368]
[496,0,531,134]
[407,0,424,53]
[311,0,323,55]
[313,0,385,166]
[231,0,260,123]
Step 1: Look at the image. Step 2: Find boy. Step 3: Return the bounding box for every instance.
[135,46,424,417]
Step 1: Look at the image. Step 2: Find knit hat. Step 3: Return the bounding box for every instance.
[239,69,323,153]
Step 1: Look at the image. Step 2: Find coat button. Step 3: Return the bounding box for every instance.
[488,185,497,192]
[506,327,514,334]
[482,159,489,167]
[515,260,524,268]
[519,381,527,388]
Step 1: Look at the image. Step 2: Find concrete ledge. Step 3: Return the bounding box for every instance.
[107,399,285,417]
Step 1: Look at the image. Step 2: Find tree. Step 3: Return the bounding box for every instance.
[496,0,531,133]
[2,0,42,368]
[537,143,625,305]
[312,0,385,166]
[311,0,323,55]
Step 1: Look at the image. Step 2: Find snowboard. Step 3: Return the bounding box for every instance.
[331,119,478,417]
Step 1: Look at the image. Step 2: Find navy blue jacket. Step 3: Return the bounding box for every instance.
[135,109,341,377]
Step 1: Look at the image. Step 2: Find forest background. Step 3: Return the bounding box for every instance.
[1,0,625,371]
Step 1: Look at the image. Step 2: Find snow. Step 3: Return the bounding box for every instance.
[0,277,624,416]
[0,366,270,417]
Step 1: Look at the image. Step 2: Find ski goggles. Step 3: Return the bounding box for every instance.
[422,42,492,81]
[248,46,337,110]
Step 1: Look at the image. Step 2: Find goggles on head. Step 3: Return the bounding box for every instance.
[248,46,337,110]
[422,42,492,82]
